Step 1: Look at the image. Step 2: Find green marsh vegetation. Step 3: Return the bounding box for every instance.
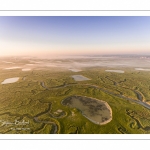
[0,56,150,134]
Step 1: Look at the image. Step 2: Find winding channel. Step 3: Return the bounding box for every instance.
[33,102,59,134]
[0,102,59,134]
[126,109,150,131]
[105,76,143,101]
[40,81,150,110]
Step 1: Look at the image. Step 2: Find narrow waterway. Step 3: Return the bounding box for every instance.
[40,81,150,110]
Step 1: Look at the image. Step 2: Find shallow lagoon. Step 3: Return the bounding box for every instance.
[72,75,90,81]
[22,68,31,71]
[2,61,15,64]
[1,77,19,84]
[105,70,124,73]
[26,64,34,66]
[69,69,82,72]
[62,96,112,125]
[135,68,150,71]
[4,67,21,70]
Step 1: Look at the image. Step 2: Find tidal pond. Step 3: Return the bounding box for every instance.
[2,61,15,64]
[105,70,124,73]
[72,75,90,81]
[69,69,82,72]
[62,96,112,125]
[1,77,19,84]
[22,68,31,71]
[135,68,150,71]
[4,67,21,70]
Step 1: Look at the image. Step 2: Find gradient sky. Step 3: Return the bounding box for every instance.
[0,16,150,56]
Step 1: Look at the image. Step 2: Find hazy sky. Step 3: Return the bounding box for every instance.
[0,16,150,56]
